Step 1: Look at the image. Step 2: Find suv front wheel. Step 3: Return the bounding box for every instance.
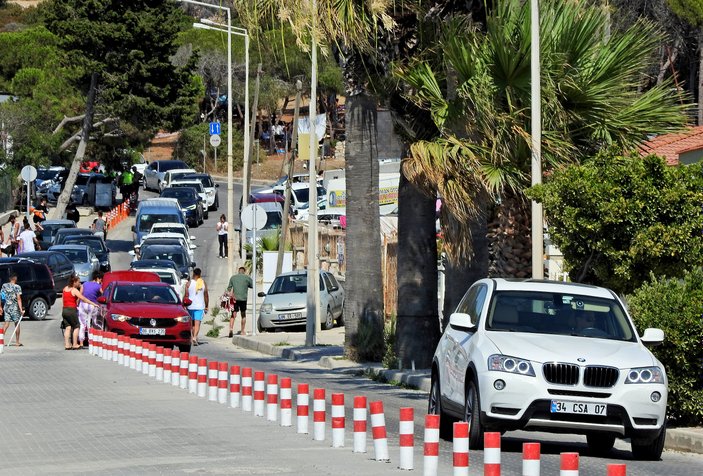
[29,297,49,320]
[464,380,485,449]
[631,421,666,461]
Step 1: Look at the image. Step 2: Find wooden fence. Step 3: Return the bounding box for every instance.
[287,222,398,318]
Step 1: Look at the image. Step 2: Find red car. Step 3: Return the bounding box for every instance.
[96,281,193,352]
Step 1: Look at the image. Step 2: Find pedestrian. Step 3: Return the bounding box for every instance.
[131,166,142,202]
[92,211,108,240]
[66,202,80,224]
[336,237,345,269]
[18,221,40,253]
[78,272,102,347]
[216,214,228,258]
[4,215,20,256]
[226,266,253,337]
[2,273,24,347]
[62,275,99,350]
[184,268,208,346]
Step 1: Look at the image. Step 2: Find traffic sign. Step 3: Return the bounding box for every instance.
[209,134,222,148]
[21,165,37,182]
[209,122,221,135]
[241,203,268,231]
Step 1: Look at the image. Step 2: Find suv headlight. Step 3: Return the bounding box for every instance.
[625,366,664,384]
[185,204,196,210]
[174,315,190,323]
[110,314,132,322]
[260,303,272,313]
[488,354,535,377]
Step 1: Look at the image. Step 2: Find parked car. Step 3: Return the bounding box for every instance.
[169,180,210,219]
[160,187,204,227]
[36,219,76,250]
[0,259,57,320]
[138,244,194,279]
[182,173,219,210]
[36,168,69,200]
[46,173,115,206]
[53,228,94,247]
[135,267,184,299]
[148,223,196,250]
[143,159,189,191]
[133,199,186,245]
[16,251,74,294]
[35,166,66,190]
[49,244,100,282]
[257,270,344,332]
[94,280,192,352]
[238,201,283,246]
[101,270,161,291]
[159,168,196,192]
[135,233,194,261]
[62,234,111,272]
[428,278,668,460]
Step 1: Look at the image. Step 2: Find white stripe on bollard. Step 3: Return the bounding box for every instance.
[230,365,241,408]
[267,374,279,422]
[280,377,292,427]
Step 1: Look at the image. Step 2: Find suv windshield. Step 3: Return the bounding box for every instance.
[65,237,106,252]
[486,291,636,341]
[172,182,204,193]
[138,214,182,232]
[268,274,324,294]
[140,248,186,266]
[161,188,196,200]
[57,248,89,263]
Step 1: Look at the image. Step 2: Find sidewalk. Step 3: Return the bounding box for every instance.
[231,328,703,456]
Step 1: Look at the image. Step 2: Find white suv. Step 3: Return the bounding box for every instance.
[430,278,668,460]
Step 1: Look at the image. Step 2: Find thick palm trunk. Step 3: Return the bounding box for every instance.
[343,93,384,362]
[442,203,489,327]
[53,72,98,220]
[396,171,440,369]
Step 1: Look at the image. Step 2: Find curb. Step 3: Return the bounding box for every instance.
[665,428,703,455]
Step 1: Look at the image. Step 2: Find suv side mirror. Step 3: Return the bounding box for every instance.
[641,328,664,346]
[449,312,476,330]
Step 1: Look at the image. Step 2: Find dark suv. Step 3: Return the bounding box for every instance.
[0,259,57,320]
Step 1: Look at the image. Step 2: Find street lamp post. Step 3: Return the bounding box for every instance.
[179,0,239,278]
[193,19,250,276]
[530,0,543,279]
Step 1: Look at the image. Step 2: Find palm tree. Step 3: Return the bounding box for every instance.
[397,0,689,309]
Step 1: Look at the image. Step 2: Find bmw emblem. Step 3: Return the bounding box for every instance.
[577,357,586,362]
[150,318,157,327]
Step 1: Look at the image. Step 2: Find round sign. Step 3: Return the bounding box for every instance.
[21,165,37,182]
[209,134,222,148]
[241,203,268,231]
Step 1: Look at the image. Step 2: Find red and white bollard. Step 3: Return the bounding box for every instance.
[93,329,101,357]
[134,339,143,372]
[280,377,292,427]
[399,407,414,470]
[229,365,241,408]
[170,349,181,386]
[148,344,157,378]
[197,357,208,398]
[453,421,469,476]
[217,362,228,404]
[155,346,164,381]
[0,327,5,354]
[484,432,501,476]
[129,339,137,369]
[560,452,579,476]
[86,328,92,355]
[423,414,440,476]
[141,342,150,376]
[607,464,626,476]
[98,331,105,359]
[179,352,189,389]
[253,371,266,416]
[163,348,172,383]
[331,393,345,448]
[188,354,198,394]
[104,332,112,361]
[522,442,540,476]
[116,336,124,366]
[313,388,326,441]
[123,338,132,368]
[241,368,253,412]
[111,334,119,363]
[267,374,279,422]
[369,400,389,462]
[297,383,309,434]
[207,361,218,401]
[353,396,367,453]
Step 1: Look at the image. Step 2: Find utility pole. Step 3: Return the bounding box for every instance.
[530,0,543,279]
[241,63,262,260]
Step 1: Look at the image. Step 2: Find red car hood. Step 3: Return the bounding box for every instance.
[107,302,188,319]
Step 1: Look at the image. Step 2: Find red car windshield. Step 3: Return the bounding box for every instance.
[112,284,178,304]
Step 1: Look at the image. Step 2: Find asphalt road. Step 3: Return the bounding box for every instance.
[10,182,703,475]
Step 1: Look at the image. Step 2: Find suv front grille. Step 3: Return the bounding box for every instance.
[584,366,619,387]
[543,363,579,385]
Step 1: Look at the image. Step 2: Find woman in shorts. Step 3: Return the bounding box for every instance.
[63,275,99,350]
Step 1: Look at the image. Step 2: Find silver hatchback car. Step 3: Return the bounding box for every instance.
[257,270,344,332]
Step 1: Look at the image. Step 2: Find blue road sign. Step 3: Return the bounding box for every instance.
[209,122,221,135]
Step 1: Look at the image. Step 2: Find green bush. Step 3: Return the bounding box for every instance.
[382,314,398,370]
[627,269,703,425]
[173,122,245,173]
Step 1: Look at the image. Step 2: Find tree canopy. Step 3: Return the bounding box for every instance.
[528,151,703,294]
